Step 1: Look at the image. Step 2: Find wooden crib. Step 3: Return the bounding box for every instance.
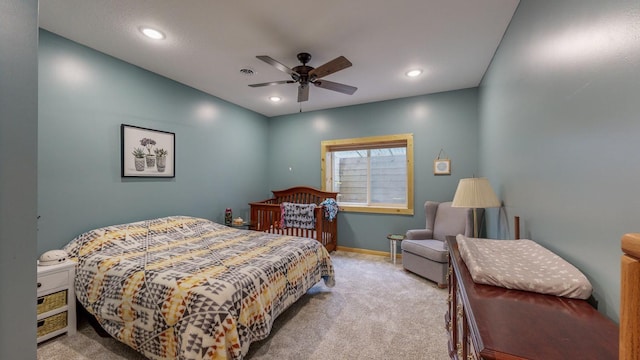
[249,186,338,252]
[621,233,640,359]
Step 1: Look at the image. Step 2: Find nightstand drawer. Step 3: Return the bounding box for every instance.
[37,270,69,293]
[37,290,67,315]
[37,311,68,338]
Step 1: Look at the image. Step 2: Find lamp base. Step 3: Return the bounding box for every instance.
[473,208,478,238]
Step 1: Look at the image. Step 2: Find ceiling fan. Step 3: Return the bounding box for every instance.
[249,52,357,102]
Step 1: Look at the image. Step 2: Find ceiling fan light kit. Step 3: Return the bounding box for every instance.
[249,52,357,103]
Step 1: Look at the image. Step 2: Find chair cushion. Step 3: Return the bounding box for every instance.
[401,239,448,263]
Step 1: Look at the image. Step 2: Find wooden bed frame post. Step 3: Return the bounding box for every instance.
[621,233,640,360]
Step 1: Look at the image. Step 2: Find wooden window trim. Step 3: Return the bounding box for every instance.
[321,133,414,215]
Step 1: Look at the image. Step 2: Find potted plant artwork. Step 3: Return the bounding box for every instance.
[132,147,146,171]
[140,138,156,167]
[121,124,175,178]
[154,148,168,172]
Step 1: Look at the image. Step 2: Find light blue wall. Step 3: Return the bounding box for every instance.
[38,30,481,256]
[0,0,38,357]
[38,30,270,254]
[479,0,640,321]
[268,89,480,252]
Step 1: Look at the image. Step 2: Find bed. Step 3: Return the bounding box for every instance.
[63,215,335,360]
[249,186,339,252]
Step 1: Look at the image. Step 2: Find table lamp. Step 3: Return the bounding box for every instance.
[451,177,501,238]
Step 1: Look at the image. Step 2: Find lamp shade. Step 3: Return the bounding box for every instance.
[451,177,501,208]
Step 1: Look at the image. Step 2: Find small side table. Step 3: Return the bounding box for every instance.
[230,222,255,230]
[387,234,405,264]
[37,260,76,343]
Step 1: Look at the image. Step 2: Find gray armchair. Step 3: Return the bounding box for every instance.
[401,201,480,287]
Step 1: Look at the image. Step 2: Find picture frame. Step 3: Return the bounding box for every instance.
[121,124,175,178]
[433,159,451,175]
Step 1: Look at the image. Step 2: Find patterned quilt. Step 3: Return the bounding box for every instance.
[64,216,335,360]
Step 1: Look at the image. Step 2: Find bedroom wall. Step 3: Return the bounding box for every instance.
[479,0,640,321]
[267,89,480,252]
[0,0,38,358]
[38,30,270,254]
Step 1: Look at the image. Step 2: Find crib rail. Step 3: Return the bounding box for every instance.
[249,186,338,252]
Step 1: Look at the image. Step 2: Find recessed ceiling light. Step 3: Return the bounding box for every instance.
[405,69,423,77]
[269,96,282,102]
[140,27,165,40]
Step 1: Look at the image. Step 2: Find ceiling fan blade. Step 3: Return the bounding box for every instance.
[298,84,309,102]
[313,79,357,95]
[309,56,352,79]
[256,55,299,76]
[248,80,295,87]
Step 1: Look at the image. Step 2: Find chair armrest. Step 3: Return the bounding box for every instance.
[405,229,434,240]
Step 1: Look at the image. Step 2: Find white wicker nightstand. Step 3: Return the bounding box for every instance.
[37,260,76,343]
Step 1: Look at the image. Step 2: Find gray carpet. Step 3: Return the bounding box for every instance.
[37,251,449,360]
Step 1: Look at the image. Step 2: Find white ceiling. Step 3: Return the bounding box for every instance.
[38,0,519,117]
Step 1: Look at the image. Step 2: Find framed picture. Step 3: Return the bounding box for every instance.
[433,159,451,175]
[121,124,175,178]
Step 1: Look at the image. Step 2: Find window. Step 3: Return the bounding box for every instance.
[321,134,414,215]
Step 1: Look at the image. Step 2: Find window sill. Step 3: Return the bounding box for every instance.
[338,205,413,215]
